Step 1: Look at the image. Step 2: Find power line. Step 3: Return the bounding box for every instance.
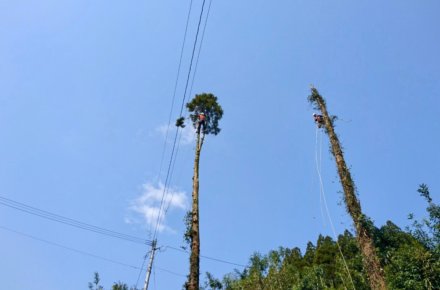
[0,225,187,279]
[163,0,214,217]
[178,0,208,117]
[0,195,152,246]
[136,252,150,287]
[155,266,187,278]
[0,225,140,270]
[189,0,214,97]
[163,130,195,216]
[164,245,246,268]
[153,0,209,242]
[155,0,195,194]
[139,1,206,287]
[0,197,244,278]
[142,1,214,288]
[0,194,186,284]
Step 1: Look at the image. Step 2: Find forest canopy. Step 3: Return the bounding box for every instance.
[199,184,440,290]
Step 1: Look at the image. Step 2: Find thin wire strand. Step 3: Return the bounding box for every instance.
[0,225,140,270]
[162,0,213,234]
[153,128,180,239]
[153,265,157,289]
[189,0,213,96]
[164,245,246,268]
[155,266,187,278]
[155,0,194,191]
[163,130,185,216]
[163,131,197,216]
[153,0,208,242]
[135,252,149,288]
[314,128,356,290]
[149,0,194,236]
[178,0,207,117]
[0,225,187,280]
[145,1,213,287]
[0,195,151,246]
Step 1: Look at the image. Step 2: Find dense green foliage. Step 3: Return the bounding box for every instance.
[201,185,440,290]
[186,93,224,135]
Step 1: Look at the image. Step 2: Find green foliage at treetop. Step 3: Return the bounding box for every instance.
[186,93,223,135]
[88,273,138,290]
[201,185,440,290]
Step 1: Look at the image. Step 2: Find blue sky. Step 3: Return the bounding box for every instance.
[1,1,439,289]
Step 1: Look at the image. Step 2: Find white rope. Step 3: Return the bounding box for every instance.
[316,128,326,226]
[315,127,356,290]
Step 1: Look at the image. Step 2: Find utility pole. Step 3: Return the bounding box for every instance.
[143,239,157,290]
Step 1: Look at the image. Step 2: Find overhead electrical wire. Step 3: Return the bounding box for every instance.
[0,195,243,278]
[178,0,208,117]
[138,0,214,287]
[155,0,195,191]
[0,195,152,246]
[152,0,210,242]
[0,225,186,278]
[154,266,186,278]
[188,0,213,97]
[0,225,139,270]
[135,252,150,287]
[164,245,246,268]
[162,0,214,217]
[153,266,157,289]
[3,1,227,286]
[147,1,195,256]
[163,131,199,217]
[163,131,187,216]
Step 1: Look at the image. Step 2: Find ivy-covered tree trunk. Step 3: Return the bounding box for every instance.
[188,132,204,290]
[308,88,387,290]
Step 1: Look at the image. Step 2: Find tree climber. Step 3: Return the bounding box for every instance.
[313,113,324,128]
[197,112,206,134]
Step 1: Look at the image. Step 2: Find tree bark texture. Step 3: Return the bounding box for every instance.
[188,133,204,290]
[315,95,387,290]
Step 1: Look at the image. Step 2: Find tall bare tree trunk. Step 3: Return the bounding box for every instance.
[188,132,204,290]
[310,88,387,290]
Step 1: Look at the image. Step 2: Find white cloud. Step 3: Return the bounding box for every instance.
[128,182,188,233]
[156,124,170,136]
[156,121,196,145]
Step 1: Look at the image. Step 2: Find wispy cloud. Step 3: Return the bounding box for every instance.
[156,121,196,145]
[128,182,188,233]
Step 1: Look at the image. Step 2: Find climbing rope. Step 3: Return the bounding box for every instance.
[315,127,356,290]
[316,128,326,226]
